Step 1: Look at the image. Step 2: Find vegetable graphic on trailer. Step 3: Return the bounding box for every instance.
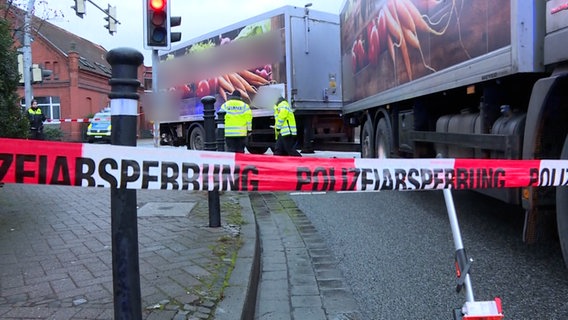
[341,0,510,102]
[162,16,282,111]
[156,14,285,152]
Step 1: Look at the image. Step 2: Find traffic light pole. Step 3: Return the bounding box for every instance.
[152,49,160,148]
[23,0,35,109]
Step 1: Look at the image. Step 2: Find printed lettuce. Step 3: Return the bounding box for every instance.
[234,19,271,40]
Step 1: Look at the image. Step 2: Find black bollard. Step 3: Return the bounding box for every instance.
[216,109,226,152]
[106,47,144,320]
[201,96,221,227]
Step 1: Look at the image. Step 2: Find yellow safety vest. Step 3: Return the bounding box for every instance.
[28,108,42,115]
[220,99,252,137]
[274,100,297,136]
[27,107,45,129]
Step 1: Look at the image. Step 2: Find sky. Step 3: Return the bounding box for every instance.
[34,0,347,66]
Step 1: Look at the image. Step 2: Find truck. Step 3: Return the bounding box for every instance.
[156,5,355,154]
[338,0,568,266]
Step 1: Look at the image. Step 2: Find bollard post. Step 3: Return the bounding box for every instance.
[106,47,144,320]
[201,96,221,227]
[216,109,226,152]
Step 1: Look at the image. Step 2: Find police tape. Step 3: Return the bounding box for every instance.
[0,138,566,192]
[45,118,92,123]
[43,113,145,124]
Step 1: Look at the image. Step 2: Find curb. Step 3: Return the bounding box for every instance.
[213,194,260,320]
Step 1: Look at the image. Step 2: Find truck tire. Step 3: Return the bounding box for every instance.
[361,120,374,158]
[556,135,568,267]
[188,124,205,150]
[375,118,392,158]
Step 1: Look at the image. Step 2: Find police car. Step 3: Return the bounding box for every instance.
[86,111,111,143]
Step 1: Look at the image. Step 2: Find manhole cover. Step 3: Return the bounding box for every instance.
[138,202,196,217]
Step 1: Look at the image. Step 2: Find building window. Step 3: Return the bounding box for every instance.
[44,61,52,80]
[144,77,152,90]
[21,96,61,120]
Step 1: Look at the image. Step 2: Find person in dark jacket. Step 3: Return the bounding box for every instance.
[27,99,46,140]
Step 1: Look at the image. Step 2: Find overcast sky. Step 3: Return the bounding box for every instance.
[35,0,346,66]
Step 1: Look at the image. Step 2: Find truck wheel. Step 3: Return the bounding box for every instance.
[375,118,392,158]
[361,120,374,158]
[188,124,205,150]
[556,136,568,267]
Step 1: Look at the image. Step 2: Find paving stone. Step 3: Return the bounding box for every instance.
[1,184,363,320]
[292,306,327,319]
[249,192,363,320]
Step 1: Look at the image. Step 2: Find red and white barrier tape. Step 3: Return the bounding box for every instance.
[0,138,565,192]
[45,118,92,123]
[44,113,144,124]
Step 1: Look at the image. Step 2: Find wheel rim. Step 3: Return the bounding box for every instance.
[361,121,374,158]
[375,118,391,159]
[362,135,371,157]
[376,137,387,158]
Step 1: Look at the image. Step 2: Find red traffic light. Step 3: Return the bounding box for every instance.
[144,0,179,49]
[149,0,166,11]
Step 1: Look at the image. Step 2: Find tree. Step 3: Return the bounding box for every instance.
[0,16,28,138]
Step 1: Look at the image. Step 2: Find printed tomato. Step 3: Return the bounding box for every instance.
[256,68,270,80]
[208,78,218,95]
[377,9,387,54]
[196,80,210,98]
[368,23,380,65]
[355,39,366,69]
[264,64,272,74]
[352,50,357,72]
[180,84,194,99]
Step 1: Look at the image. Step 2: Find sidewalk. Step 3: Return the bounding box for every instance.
[0,184,361,319]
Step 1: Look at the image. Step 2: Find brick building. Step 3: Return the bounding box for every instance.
[7,7,152,141]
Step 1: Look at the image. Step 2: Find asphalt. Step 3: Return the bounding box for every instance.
[0,183,362,319]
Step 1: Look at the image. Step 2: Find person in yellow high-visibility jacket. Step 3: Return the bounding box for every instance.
[27,99,46,140]
[274,96,301,156]
[219,90,252,153]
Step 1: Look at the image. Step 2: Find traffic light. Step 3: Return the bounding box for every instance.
[31,64,52,83]
[143,0,181,50]
[71,0,86,18]
[104,5,117,35]
[144,0,169,49]
[17,54,52,85]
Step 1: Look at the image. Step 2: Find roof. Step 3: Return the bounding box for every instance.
[32,17,112,77]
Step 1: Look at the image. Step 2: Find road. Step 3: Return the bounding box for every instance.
[290,190,568,319]
[135,140,568,318]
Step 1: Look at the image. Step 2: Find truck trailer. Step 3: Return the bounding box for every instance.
[339,0,568,266]
[156,5,355,154]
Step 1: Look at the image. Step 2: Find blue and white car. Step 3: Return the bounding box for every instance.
[86,111,111,143]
